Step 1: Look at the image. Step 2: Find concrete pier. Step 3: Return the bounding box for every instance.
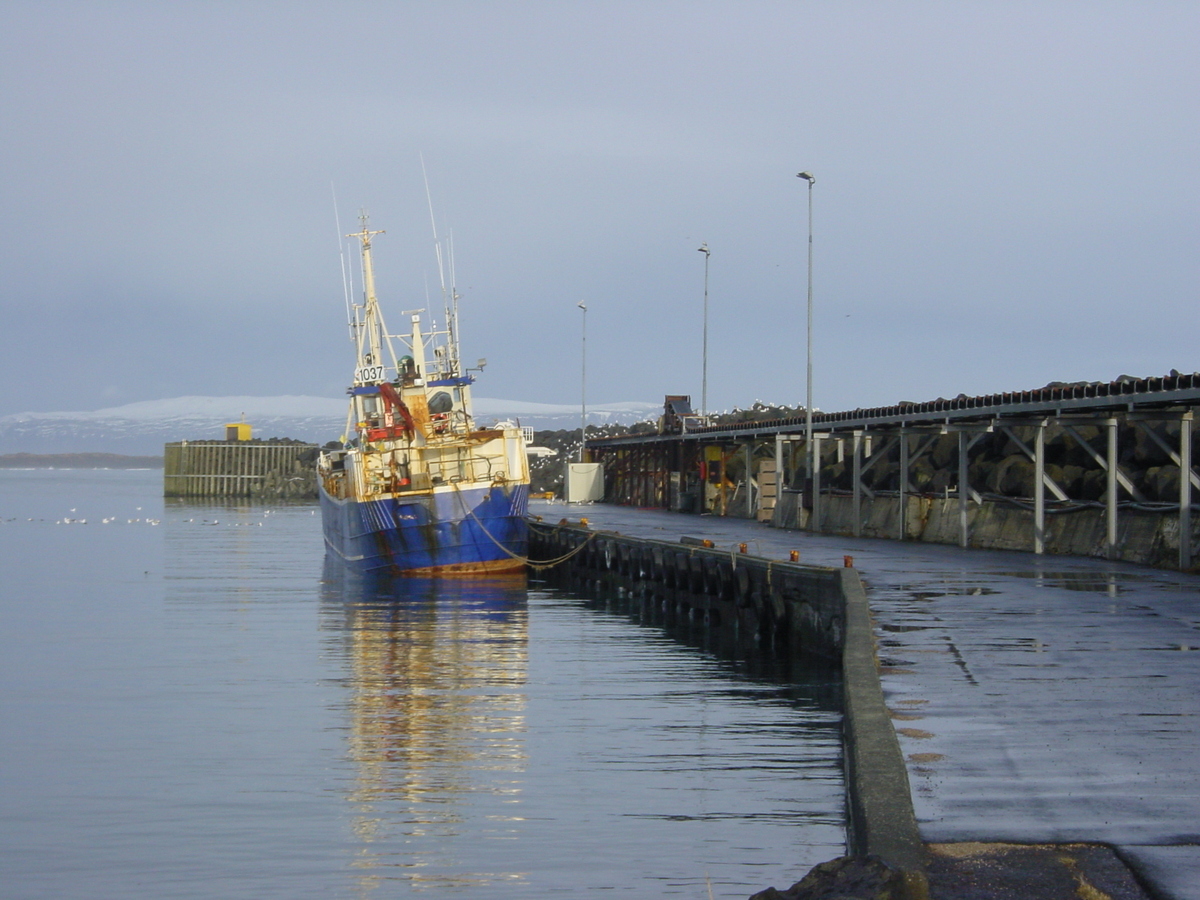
[528,517,851,660]
[530,500,1200,900]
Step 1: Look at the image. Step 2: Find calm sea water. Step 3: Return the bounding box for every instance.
[0,469,844,899]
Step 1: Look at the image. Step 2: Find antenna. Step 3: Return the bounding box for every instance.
[331,182,355,343]
[447,228,461,372]
[420,154,458,374]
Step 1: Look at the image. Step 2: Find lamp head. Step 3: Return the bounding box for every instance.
[797,171,814,183]
[577,301,587,311]
[697,242,709,255]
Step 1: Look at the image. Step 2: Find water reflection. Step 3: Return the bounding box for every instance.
[321,558,530,893]
[549,572,845,708]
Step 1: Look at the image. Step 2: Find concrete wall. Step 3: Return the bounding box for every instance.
[528,519,847,660]
[773,489,1200,570]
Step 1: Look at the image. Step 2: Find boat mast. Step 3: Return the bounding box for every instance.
[421,158,461,378]
[347,212,387,373]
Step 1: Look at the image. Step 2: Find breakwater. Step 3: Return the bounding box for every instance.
[163,440,319,498]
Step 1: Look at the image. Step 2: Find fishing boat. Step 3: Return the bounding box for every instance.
[317,214,530,575]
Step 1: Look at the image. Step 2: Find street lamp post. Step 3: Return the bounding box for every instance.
[578,301,587,462]
[797,171,815,508]
[697,243,710,416]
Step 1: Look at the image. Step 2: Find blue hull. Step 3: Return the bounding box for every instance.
[320,481,529,575]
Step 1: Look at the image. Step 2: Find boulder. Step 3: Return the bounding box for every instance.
[1057,464,1086,497]
[990,456,1035,496]
[1078,468,1108,502]
[1131,425,1175,466]
[748,855,908,900]
[928,432,958,470]
[1145,465,1181,502]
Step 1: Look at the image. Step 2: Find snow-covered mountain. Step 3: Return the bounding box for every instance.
[0,395,661,455]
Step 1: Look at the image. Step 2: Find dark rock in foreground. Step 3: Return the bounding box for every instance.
[749,855,907,900]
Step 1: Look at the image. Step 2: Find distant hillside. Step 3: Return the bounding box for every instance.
[0,395,660,454]
[0,453,164,469]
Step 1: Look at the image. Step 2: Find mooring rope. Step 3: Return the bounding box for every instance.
[450,482,596,570]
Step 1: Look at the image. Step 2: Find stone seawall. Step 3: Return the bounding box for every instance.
[773,490,1200,570]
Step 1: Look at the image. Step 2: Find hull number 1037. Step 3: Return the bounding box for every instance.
[354,365,386,384]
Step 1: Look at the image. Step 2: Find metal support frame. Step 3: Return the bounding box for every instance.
[745,442,754,519]
[1000,423,1070,502]
[1181,411,1193,570]
[1060,421,1144,502]
[1130,415,1200,492]
[774,435,783,513]
[852,430,863,537]
[1034,420,1046,554]
[958,430,970,548]
[1106,420,1119,560]
[811,435,823,532]
[719,446,729,516]
[851,435,892,496]
[592,400,1200,570]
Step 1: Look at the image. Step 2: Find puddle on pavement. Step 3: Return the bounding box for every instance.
[986,569,1156,595]
[892,585,1001,601]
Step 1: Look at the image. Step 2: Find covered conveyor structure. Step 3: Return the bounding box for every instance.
[586,374,1200,570]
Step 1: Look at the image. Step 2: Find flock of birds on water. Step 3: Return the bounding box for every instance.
[1,508,318,526]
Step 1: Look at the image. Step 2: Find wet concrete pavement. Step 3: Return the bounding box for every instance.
[531,501,1200,900]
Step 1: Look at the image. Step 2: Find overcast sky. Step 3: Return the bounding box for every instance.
[2,1,1196,419]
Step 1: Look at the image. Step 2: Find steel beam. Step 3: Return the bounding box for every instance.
[1000,425,1070,502]
[1062,422,1144,502]
[1106,420,1118,560]
[745,442,753,519]
[958,429,970,548]
[812,435,823,533]
[1034,421,1045,555]
[1181,412,1193,570]
[1132,416,1200,492]
[775,435,783,510]
[852,430,863,538]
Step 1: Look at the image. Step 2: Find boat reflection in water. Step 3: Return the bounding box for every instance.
[321,556,530,894]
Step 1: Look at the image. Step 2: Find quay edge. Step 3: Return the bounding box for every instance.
[525,516,930,896]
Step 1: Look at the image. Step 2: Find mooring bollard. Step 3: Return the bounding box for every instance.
[738,542,748,554]
[843,555,854,568]
[790,550,800,562]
